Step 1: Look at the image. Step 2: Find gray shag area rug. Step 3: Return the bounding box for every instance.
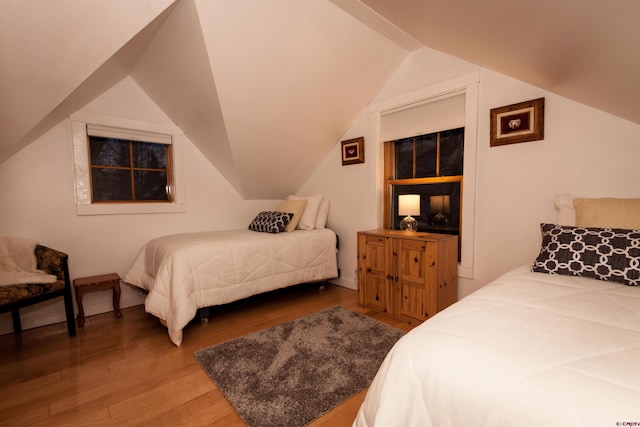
[194,305,405,427]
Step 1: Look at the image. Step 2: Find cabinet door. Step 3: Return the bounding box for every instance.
[364,275,393,314]
[395,239,433,321]
[436,236,459,312]
[360,235,394,315]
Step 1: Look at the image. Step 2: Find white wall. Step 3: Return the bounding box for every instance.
[5,47,640,334]
[297,111,376,287]
[474,69,640,290]
[0,77,276,334]
[300,47,640,297]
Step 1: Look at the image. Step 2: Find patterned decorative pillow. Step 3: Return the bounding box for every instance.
[248,211,293,234]
[532,223,640,286]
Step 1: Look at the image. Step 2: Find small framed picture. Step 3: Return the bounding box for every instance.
[341,137,365,165]
[490,98,545,147]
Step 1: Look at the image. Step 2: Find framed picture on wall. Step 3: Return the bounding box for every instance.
[341,137,365,165]
[490,98,545,147]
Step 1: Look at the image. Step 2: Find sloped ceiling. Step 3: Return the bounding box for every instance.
[0,0,177,162]
[0,0,408,199]
[354,0,640,126]
[1,0,639,200]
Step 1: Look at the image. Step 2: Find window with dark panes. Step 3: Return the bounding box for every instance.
[89,136,172,203]
[385,127,464,259]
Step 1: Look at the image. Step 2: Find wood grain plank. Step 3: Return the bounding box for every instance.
[0,282,416,426]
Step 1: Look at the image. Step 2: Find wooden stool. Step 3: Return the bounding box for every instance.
[73,273,122,327]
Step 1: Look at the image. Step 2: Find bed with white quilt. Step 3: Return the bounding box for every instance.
[124,195,338,346]
[354,195,640,426]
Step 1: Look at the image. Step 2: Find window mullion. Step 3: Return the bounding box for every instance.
[383,142,395,228]
[412,137,417,178]
[129,141,135,201]
[389,176,462,186]
[166,144,174,203]
[436,132,441,176]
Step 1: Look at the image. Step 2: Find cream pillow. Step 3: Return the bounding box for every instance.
[276,199,307,232]
[573,197,640,229]
[286,195,323,230]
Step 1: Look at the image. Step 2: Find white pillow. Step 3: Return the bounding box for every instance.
[287,195,323,230]
[315,197,329,228]
[554,193,576,226]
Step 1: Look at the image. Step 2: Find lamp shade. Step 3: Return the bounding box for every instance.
[398,194,420,216]
[430,195,450,214]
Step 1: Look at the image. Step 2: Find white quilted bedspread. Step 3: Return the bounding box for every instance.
[124,229,338,346]
[354,266,640,426]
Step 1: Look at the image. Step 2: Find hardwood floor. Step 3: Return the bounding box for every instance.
[0,283,415,426]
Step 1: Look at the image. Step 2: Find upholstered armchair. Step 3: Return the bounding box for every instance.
[0,245,76,336]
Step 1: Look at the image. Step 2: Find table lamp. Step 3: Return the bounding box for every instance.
[398,194,420,232]
[430,195,450,226]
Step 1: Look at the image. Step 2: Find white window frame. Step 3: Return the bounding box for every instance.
[369,71,479,279]
[70,112,186,215]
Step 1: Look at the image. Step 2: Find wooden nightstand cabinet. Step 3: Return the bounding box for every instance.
[357,229,458,323]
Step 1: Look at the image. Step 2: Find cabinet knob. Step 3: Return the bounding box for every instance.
[386,274,392,280]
